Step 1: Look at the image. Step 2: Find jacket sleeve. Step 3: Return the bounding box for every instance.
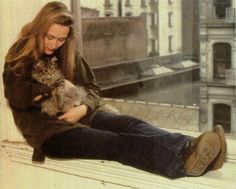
[75,55,101,113]
[2,64,52,110]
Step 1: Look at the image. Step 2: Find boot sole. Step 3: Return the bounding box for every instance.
[185,133,220,176]
[211,125,227,170]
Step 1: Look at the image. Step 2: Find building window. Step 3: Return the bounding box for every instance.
[150,12,156,27]
[104,0,113,10]
[168,35,173,52]
[125,0,132,8]
[168,12,173,27]
[140,0,147,8]
[150,38,157,55]
[149,0,158,13]
[213,104,231,133]
[214,0,231,19]
[213,43,231,79]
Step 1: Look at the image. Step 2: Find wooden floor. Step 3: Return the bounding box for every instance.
[1,129,236,189]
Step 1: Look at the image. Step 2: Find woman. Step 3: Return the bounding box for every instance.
[3,1,226,178]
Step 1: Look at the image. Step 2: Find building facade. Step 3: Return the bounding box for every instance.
[81,0,183,57]
[199,0,236,133]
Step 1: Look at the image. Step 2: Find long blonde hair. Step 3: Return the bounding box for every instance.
[5,1,78,81]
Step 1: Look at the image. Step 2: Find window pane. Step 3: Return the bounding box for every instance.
[80,0,235,133]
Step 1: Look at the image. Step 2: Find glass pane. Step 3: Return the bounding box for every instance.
[80,0,236,133]
[81,0,199,106]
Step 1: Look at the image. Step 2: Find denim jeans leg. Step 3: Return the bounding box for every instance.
[114,133,187,178]
[91,111,166,135]
[91,111,189,178]
[42,127,119,160]
[43,112,189,178]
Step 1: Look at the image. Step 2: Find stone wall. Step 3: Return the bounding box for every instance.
[82,16,147,67]
[102,98,199,131]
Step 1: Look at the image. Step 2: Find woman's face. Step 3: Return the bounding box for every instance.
[43,23,70,55]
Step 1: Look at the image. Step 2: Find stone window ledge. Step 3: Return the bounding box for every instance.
[1,139,236,189]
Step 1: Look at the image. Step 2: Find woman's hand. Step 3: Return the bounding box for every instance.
[57,104,88,123]
[33,79,73,102]
[64,79,75,89]
[33,95,43,102]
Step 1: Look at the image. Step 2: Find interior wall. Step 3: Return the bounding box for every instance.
[0,0,71,141]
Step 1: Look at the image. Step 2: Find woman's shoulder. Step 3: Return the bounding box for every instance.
[3,58,33,79]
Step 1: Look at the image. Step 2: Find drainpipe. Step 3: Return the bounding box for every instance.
[70,0,83,55]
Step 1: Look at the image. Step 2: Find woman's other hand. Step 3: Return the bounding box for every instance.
[33,95,43,102]
[57,105,88,123]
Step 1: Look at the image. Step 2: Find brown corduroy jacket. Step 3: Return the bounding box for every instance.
[2,54,101,162]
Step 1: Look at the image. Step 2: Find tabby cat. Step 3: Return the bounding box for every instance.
[31,56,87,116]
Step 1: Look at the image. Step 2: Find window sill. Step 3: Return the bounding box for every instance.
[1,134,236,189]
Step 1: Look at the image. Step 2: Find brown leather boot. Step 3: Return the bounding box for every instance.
[183,131,221,176]
[210,125,227,170]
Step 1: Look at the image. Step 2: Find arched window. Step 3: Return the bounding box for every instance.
[214,0,231,19]
[213,43,231,79]
[213,104,231,133]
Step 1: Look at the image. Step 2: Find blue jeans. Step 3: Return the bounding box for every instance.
[42,112,189,178]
